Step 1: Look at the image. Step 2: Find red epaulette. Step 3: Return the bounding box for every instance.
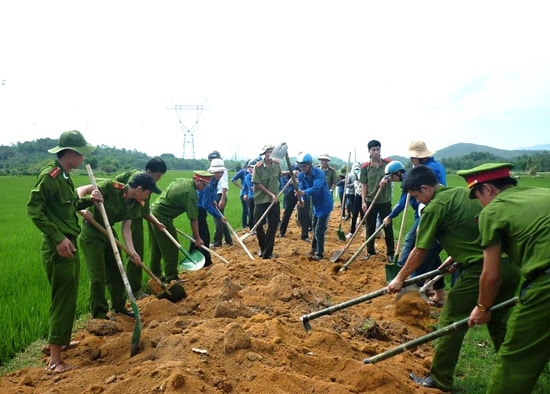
[361,161,370,169]
[112,181,125,190]
[382,157,392,164]
[49,167,61,178]
[255,160,264,168]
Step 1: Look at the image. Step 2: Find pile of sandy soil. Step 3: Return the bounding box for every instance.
[1,209,442,393]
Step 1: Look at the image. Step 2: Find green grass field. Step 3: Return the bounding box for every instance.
[1,170,549,391]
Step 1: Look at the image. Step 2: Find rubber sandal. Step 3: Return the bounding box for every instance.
[45,360,75,374]
[41,341,80,356]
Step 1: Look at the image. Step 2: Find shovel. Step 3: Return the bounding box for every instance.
[271,142,302,202]
[364,297,519,364]
[160,226,206,271]
[338,223,385,272]
[78,213,187,303]
[330,182,386,263]
[395,256,455,301]
[385,193,412,281]
[336,152,351,241]
[300,266,452,332]
[176,228,230,264]
[85,164,141,356]
[239,178,292,242]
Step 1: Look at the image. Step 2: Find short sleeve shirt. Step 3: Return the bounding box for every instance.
[90,179,144,227]
[416,186,484,266]
[359,161,392,204]
[252,160,282,204]
[478,186,550,280]
[151,178,198,222]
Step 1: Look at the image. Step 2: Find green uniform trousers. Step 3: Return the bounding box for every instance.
[80,224,127,318]
[125,218,144,293]
[148,219,180,282]
[431,261,520,391]
[487,273,550,393]
[41,235,79,345]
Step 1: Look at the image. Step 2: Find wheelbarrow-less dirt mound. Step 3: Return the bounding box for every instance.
[1,210,441,393]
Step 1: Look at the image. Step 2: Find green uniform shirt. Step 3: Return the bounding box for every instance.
[150,178,198,222]
[416,186,484,265]
[359,161,392,203]
[252,160,282,204]
[318,165,337,190]
[478,186,550,280]
[27,160,92,244]
[87,179,143,226]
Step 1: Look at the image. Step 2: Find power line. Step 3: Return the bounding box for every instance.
[166,104,204,159]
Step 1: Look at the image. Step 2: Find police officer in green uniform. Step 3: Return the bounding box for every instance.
[115,157,167,298]
[27,130,101,373]
[148,172,208,282]
[253,144,283,259]
[317,154,338,194]
[388,165,520,392]
[78,173,161,319]
[360,140,394,260]
[458,163,550,394]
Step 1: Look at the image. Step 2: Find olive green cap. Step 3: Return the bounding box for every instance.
[48,130,96,155]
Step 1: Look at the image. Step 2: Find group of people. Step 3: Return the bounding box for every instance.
[28,130,550,391]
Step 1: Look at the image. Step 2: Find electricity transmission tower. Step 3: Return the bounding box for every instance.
[167,104,204,159]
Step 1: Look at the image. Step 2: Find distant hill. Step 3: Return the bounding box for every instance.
[433,143,549,160]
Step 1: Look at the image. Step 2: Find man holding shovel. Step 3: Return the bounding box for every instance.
[387,165,520,392]
[78,173,162,320]
[459,163,550,393]
[115,157,167,299]
[360,139,394,261]
[295,152,334,260]
[148,171,208,280]
[27,130,102,373]
[252,144,282,259]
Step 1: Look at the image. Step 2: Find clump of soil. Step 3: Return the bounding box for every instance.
[1,210,441,393]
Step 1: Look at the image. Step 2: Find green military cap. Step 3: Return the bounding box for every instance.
[193,170,213,182]
[457,163,514,198]
[48,130,96,155]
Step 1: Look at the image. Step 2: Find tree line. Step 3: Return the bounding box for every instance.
[1,138,549,176]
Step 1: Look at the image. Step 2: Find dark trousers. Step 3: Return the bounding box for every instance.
[279,191,297,236]
[254,202,280,257]
[349,194,364,234]
[190,208,212,266]
[213,193,232,245]
[366,201,394,256]
[298,197,311,239]
[239,195,250,228]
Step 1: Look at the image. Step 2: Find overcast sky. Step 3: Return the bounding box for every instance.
[1,1,549,163]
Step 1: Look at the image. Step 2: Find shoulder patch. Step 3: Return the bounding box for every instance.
[328,166,336,171]
[361,161,370,169]
[255,160,264,168]
[383,157,392,164]
[112,181,125,190]
[49,167,61,178]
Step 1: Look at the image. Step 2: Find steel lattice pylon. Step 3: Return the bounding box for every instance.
[168,104,204,159]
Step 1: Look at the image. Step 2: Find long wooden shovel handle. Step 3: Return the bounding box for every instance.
[85,164,141,356]
[393,192,411,263]
[218,208,255,260]
[363,297,519,364]
[78,211,169,294]
[342,183,385,250]
[176,228,229,264]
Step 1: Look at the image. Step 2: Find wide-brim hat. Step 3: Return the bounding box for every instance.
[457,163,514,199]
[260,144,275,155]
[208,158,227,173]
[408,141,434,158]
[318,154,331,161]
[48,130,96,155]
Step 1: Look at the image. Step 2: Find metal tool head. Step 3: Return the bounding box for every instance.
[179,250,206,271]
[271,142,288,162]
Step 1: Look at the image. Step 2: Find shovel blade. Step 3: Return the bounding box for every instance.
[336,227,346,241]
[395,284,419,301]
[271,142,288,162]
[384,263,401,282]
[330,249,344,263]
[179,250,206,271]
[157,282,187,302]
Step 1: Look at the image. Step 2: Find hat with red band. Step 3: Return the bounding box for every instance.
[193,170,213,183]
[457,163,514,198]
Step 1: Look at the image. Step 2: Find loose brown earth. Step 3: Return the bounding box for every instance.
[1,209,443,393]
